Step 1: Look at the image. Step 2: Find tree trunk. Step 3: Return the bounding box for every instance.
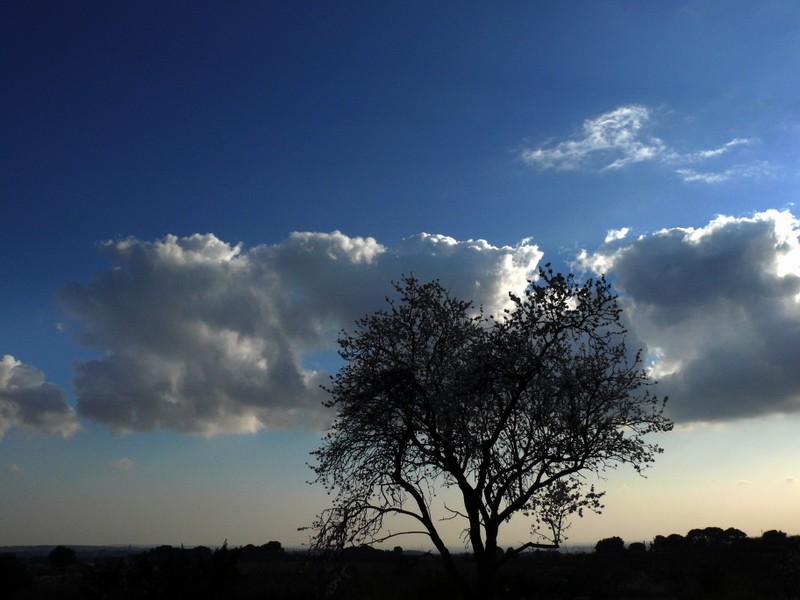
[472,551,497,600]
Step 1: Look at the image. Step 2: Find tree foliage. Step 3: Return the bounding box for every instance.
[595,536,626,554]
[308,270,672,598]
[49,545,78,571]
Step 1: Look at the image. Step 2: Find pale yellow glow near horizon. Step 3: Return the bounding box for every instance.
[557,414,800,546]
[309,414,800,551]
[4,414,797,550]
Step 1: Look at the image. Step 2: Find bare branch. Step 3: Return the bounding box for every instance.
[305,273,672,599]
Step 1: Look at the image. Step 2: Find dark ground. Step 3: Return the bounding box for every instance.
[3,534,800,599]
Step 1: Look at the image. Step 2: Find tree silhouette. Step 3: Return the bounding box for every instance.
[49,545,77,572]
[308,271,672,599]
[628,541,647,554]
[687,526,749,548]
[724,527,748,544]
[595,536,626,554]
[762,529,789,546]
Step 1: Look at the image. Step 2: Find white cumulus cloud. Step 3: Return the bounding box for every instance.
[604,228,630,243]
[58,231,543,435]
[15,210,800,435]
[578,210,800,422]
[0,355,79,440]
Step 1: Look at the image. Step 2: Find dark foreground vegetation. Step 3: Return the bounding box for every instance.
[3,528,800,599]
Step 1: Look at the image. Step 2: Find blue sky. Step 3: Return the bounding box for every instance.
[3,1,800,548]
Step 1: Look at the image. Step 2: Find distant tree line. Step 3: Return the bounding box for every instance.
[0,540,288,600]
[594,526,792,554]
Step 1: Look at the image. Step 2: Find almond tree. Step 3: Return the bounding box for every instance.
[308,270,672,599]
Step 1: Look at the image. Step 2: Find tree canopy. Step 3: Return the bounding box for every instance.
[308,270,672,599]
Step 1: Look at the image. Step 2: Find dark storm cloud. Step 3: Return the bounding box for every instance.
[579,210,800,422]
[59,231,543,434]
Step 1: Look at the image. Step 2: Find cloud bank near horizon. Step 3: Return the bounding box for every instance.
[5,211,800,438]
[521,105,768,183]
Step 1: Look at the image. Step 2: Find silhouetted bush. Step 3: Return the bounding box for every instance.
[762,529,789,546]
[340,544,391,561]
[235,540,288,563]
[628,541,646,554]
[725,526,748,544]
[49,545,78,571]
[262,540,283,554]
[687,526,725,547]
[595,536,625,553]
[0,553,31,596]
[210,540,238,591]
[652,532,688,553]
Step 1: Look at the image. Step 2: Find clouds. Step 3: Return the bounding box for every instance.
[0,355,79,440]
[578,210,800,422]
[58,231,543,435]
[674,161,774,184]
[113,458,135,470]
[521,105,763,183]
[16,209,800,436]
[522,105,664,171]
